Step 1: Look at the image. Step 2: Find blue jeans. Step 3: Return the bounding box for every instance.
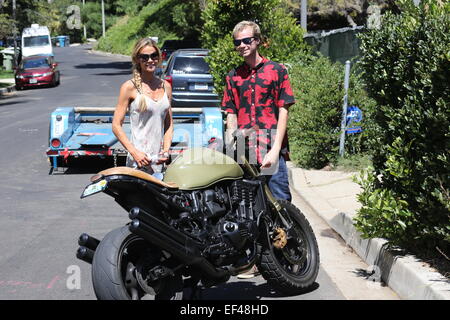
[266,156,292,202]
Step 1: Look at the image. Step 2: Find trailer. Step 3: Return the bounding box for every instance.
[21,24,53,57]
[46,106,224,173]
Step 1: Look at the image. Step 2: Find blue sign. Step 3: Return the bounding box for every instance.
[346,106,363,134]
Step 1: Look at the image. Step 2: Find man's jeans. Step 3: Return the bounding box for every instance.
[266,156,292,202]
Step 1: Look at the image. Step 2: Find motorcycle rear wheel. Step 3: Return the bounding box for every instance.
[91,226,184,300]
[258,200,320,295]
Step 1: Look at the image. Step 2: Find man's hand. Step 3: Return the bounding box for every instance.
[261,148,280,168]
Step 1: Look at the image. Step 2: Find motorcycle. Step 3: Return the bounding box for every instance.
[76,138,320,300]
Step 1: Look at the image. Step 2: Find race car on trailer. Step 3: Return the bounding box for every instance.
[46,106,224,173]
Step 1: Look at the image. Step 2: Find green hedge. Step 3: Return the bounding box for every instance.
[288,54,375,169]
[354,0,450,253]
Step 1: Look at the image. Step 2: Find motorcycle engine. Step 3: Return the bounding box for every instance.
[201,180,265,265]
[170,179,266,266]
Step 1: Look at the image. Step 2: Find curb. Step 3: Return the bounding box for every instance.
[287,164,450,300]
[0,84,16,95]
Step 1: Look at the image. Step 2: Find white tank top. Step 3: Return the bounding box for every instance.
[126,84,170,174]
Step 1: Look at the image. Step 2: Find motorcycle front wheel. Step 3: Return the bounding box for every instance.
[258,200,320,295]
[91,226,184,300]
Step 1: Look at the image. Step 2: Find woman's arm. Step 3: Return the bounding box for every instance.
[112,81,150,167]
[162,80,174,155]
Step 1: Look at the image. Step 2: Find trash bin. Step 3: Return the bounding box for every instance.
[56,36,70,47]
[57,36,66,48]
[1,50,14,71]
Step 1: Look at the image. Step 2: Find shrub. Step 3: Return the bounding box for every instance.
[354,0,450,253]
[288,54,376,169]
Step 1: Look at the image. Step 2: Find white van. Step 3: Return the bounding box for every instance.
[21,24,53,57]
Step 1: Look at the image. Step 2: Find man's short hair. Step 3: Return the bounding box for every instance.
[232,21,261,40]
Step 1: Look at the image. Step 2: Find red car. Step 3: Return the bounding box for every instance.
[15,55,60,90]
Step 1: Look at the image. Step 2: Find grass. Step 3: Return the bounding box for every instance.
[333,153,372,172]
[0,69,14,79]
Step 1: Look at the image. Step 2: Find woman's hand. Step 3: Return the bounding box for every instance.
[155,151,170,164]
[131,149,151,168]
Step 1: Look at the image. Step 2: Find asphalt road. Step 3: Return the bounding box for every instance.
[0,44,354,300]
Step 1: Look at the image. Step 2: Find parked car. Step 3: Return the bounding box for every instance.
[162,49,220,108]
[160,40,199,67]
[15,55,60,90]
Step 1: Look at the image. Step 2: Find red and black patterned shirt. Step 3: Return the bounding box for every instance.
[222,56,295,163]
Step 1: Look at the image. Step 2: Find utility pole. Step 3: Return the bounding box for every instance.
[300,0,307,31]
[339,61,351,157]
[12,0,17,68]
[101,0,105,37]
[83,0,86,39]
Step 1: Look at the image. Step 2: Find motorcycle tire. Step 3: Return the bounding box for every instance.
[258,200,320,295]
[91,226,183,300]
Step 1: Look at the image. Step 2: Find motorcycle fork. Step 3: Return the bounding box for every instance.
[240,156,293,230]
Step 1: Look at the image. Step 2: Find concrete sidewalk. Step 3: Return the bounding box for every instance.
[287,162,450,300]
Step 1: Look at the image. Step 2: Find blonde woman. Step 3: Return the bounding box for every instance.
[112,38,173,177]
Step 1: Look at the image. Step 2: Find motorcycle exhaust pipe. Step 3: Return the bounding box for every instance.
[78,233,100,251]
[129,218,229,280]
[76,246,94,264]
[128,207,195,247]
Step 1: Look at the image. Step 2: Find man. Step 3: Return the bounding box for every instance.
[222,20,295,203]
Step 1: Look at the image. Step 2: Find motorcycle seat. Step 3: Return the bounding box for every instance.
[97,166,179,190]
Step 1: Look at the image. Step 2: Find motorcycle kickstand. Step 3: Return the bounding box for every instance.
[184,277,203,300]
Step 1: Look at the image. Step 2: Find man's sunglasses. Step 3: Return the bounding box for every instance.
[138,52,159,61]
[233,37,256,47]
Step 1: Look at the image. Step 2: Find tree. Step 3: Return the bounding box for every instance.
[284,0,397,30]
[202,0,310,97]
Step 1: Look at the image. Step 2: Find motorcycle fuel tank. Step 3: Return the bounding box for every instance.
[163,147,244,190]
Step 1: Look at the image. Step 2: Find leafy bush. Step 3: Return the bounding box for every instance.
[288,54,376,169]
[354,0,450,253]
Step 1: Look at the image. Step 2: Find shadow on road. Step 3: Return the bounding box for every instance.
[94,71,132,76]
[0,96,36,107]
[201,280,320,300]
[74,61,132,70]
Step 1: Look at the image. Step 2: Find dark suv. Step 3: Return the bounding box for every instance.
[163,49,219,108]
[160,40,199,64]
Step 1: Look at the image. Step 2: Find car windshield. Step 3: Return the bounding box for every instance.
[22,58,50,69]
[23,36,49,47]
[172,57,210,75]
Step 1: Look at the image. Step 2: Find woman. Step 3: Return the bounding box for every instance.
[112,38,173,177]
